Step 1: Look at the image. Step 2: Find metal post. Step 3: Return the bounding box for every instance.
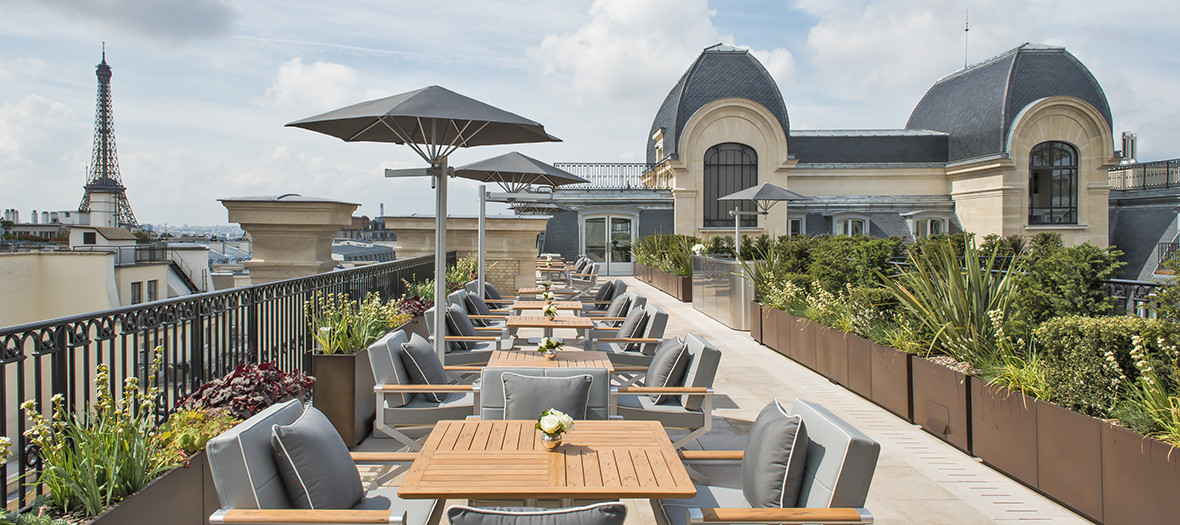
[733,205,741,260]
[433,156,449,360]
[477,184,486,297]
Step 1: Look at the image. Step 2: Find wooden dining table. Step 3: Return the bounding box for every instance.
[485,349,614,373]
[506,315,596,348]
[397,419,696,501]
[518,286,578,296]
[512,300,583,312]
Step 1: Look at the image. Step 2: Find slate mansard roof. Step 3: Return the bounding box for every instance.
[647,44,790,164]
[789,130,949,165]
[906,43,1113,162]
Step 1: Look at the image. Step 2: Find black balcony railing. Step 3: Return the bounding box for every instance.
[0,252,451,508]
[554,162,672,190]
[1108,158,1180,190]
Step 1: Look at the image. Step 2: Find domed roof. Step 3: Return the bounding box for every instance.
[647,44,789,164]
[906,43,1112,162]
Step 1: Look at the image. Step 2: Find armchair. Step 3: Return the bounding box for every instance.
[424,303,509,364]
[370,330,475,450]
[614,333,720,449]
[655,399,879,525]
[206,398,438,525]
[594,304,668,366]
[477,367,613,420]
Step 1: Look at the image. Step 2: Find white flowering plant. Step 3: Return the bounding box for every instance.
[537,336,564,353]
[691,243,705,255]
[541,280,553,290]
[536,408,575,437]
[542,304,558,317]
[545,255,553,265]
[541,291,555,301]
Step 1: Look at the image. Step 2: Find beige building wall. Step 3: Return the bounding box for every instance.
[385,215,550,293]
[0,252,117,329]
[114,263,170,306]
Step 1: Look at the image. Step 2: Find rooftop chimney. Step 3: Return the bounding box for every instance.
[1121,131,1137,165]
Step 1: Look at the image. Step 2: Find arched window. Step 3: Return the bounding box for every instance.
[1029,142,1078,224]
[703,143,757,227]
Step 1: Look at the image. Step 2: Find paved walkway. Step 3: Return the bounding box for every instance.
[359,277,1091,524]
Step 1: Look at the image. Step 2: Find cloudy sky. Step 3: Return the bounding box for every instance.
[2,0,1177,227]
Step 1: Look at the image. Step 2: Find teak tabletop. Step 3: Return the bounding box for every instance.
[398,419,696,500]
[505,315,595,329]
[486,350,613,372]
[512,300,584,311]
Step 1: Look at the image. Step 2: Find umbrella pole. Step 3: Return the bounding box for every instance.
[733,205,741,260]
[434,156,449,360]
[477,184,486,297]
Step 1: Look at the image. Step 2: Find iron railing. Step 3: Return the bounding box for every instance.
[1103,278,1159,317]
[1108,158,1180,190]
[0,251,451,508]
[554,162,673,190]
[1159,242,1179,270]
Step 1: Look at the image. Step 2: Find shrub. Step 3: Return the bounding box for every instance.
[157,408,241,461]
[22,350,178,517]
[1009,236,1124,338]
[633,234,700,276]
[1151,256,1180,322]
[178,363,314,419]
[1122,335,1180,443]
[306,292,403,354]
[1034,316,1178,418]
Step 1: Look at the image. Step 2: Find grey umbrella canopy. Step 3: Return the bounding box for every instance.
[455,151,588,294]
[287,86,560,358]
[718,182,810,213]
[455,151,588,192]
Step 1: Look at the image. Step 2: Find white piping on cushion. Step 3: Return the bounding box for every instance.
[233,433,262,509]
[652,344,689,404]
[772,399,805,508]
[401,342,440,403]
[271,416,316,509]
[448,501,623,516]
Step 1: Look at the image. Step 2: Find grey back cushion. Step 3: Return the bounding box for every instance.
[400,333,449,403]
[610,280,627,300]
[616,307,647,345]
[466,292,493,316]
[646,339,689,404]
[634,306,668,353]
[480,367,611,420]
[741,400,809,508]
[370,330,412,407]
[446,502,627,525]
[446,303,478,351]
[502,372,592,420]
[271,406,364,509]
[604,294,630,318]
[791,399,881,508]
[485,282,503,300]
[680,334,722,411]
[593,280,615,303]
[206,398,305,509]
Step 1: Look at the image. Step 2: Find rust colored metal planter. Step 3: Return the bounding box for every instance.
[789,315,817,370]
[310,345,377,448]
[1035,399,1103,522]
[89,451,216,525]
[844,334,873,399]
[1101,423,1180,524]
[813,324,848,385]
[969,377,1038,488]
[910,357,971,452]
[773,308,792,357]
[869,343,912,420]
[749,301,762,343]
[647,266,692,302]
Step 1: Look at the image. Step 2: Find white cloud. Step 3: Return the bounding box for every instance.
[532,0,728,108]
[0,95,88,205]
[750,47,796,89]
[21,0,236,43]
[255,58,371,113]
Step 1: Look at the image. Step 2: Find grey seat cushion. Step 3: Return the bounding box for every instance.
[400,333,450,403]
[357,486,438,525]
[658,485,752,525]
[616,307,647,346]
[742,400,809,508]
[645,339,689,404]
[603,294,630,318]
[593,281,615,303]
[207,399,305,509]
[271,406,364,509]
[614,394,706,429]
[502,372,592,420]
[446,304,478,351]
[447,502,627,525]
[380,391,475,427]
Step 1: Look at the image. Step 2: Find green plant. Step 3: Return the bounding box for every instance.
[157,408,241,462]
[1122,335,1180,444]
[0,496,69,525]
[22,349,178,517]
[878,235,1022,368]
[1009,236,1124,338]
[1151,256,1180,322]
[306,292,403,354]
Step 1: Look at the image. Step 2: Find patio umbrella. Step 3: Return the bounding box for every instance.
[288,86,560,358]
[454,151,588,294]
[718,182,811,258]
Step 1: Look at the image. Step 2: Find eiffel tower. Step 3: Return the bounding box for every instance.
[78,46,138,229]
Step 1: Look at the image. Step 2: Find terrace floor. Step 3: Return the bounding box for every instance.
[356,276,1091,524]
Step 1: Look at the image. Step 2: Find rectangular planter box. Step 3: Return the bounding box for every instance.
[791,317,817,371]
[773,308,792,357]
[648,266,692,302]
[969,378,1038,488]
[1035,399,1104,522]
[749,301,762,344]
[814,324,849,386]
[844,334,873,399]
[869,343,912,420]
[910,357,971,453]
[310,345,376,448]
[1101,423,1180,524]
[89,451,215,525]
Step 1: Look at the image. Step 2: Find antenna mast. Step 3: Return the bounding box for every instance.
[964,9,970,69]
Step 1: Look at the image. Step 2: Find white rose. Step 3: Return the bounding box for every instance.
[539,414,561,434]
[560,413,575,431]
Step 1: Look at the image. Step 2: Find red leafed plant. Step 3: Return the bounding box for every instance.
[178,362,315,418]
